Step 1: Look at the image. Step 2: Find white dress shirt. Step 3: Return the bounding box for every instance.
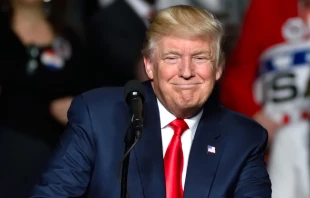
[157,99,203,188]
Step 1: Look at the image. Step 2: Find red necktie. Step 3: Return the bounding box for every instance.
[164,119,189,198]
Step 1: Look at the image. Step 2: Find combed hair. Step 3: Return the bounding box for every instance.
[142,5,225,68]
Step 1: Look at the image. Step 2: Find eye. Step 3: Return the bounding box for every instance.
[194,56,207,63]
[165,56,178,64]
[195,56,206,60]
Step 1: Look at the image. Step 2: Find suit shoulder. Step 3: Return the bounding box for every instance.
[79,86,124,106]
[220,106,267,138]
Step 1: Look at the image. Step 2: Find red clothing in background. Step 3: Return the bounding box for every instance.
[220,0,298,117]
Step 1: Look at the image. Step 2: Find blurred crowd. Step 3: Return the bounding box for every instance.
[0,0,309,197]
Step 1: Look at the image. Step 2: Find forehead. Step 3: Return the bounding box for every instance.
[156,35,211,53]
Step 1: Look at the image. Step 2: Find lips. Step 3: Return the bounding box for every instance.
[172,84,200,89]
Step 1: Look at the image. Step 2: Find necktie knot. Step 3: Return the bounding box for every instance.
[169,119,188,137]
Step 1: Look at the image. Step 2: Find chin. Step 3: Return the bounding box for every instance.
[174,103,202,118]
[176,91,200,103]
[175,99,200,109]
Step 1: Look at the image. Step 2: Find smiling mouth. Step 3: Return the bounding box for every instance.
[173,84,200,89]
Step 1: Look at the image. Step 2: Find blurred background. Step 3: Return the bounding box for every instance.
[0,0,309,197]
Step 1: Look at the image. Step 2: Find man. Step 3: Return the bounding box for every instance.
[31,5,271,197]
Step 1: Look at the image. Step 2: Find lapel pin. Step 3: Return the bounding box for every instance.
[207,145,216,154]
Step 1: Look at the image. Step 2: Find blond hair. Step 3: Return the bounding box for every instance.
[142,5,225,68]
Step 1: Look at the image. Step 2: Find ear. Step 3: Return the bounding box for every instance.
[144,56,154,80]
[215,66,223,80]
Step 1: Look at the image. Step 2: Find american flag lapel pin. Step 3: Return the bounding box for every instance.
[207,145,216,154]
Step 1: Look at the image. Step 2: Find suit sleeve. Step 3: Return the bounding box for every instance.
[234,129,272,197]
[30,95,96,197]
[220,0,267,117]
[268,132,296,198]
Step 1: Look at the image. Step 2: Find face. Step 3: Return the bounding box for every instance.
[144,35,222,118]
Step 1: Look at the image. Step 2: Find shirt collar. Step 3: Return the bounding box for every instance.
[157,98,203,133]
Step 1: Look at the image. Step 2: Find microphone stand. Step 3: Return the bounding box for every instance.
[120,119,143,198]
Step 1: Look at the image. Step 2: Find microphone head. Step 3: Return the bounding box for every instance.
[124,80,145,104]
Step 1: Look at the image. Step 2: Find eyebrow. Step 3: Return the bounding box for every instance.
[192,50,211,56]
[162,50,182,56]
[162,50,211,56]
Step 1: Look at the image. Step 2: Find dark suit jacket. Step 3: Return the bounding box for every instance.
[31,81,271,197]
[87,0,147,87]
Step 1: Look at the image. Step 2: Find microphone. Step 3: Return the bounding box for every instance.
[124,80,145,136]
[120,80,145,198]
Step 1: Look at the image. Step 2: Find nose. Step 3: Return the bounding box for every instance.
[179,57,194,79]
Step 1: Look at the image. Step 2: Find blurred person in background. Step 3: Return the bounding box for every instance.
[268,1,310,197]
[66,0,99,41]
[220,0,310,147]
[86,0,155,87]
[0,0,88,146]
[0,0,89,196]
[220,0,310,197]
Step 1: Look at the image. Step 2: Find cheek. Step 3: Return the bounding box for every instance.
[197,65,217,80]
[157,65,177,80]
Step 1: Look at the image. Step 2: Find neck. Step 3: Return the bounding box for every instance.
[173,107,202,119]
[11,3,46,26]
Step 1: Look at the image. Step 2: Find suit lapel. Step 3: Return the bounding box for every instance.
[134,82,166,198]
[184,95,226,198]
